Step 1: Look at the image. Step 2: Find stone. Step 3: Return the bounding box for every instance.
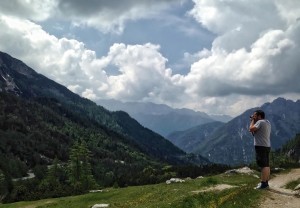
[166,178,185,184]
[225,167,254,175]
[91,204,109,208]
[89,190,103,193]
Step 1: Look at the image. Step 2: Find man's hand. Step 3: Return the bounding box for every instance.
[249,116,258,133]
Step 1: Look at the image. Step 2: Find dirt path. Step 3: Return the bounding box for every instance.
[259,168,300,208]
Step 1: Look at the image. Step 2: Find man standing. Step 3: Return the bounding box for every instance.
[249,110,271,189]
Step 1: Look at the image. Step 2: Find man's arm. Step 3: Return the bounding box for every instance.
[249,119,257,133]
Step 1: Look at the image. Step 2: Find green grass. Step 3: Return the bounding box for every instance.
[0,173,263,208]
[285,178,300,190]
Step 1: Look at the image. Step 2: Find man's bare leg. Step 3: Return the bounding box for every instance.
[261,167,270,182]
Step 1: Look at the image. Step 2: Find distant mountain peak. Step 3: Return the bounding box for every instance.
[273,97,287,103]
[96,98,225,136]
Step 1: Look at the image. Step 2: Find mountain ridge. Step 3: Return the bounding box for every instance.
[96,98,232,136]
[168,97,300,165]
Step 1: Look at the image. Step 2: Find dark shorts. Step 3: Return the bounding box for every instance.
[255,146,271,167]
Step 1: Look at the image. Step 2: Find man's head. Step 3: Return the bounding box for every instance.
[254,110,265,119]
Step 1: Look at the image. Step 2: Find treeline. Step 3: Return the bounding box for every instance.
[0,141,97,202]
[0,142,229,203]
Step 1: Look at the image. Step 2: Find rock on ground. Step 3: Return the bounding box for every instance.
[91,204,109,208]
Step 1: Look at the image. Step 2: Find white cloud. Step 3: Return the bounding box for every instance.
[180,0,300,114]
[0,15,101,89]
[183,27,299,96]
[101,43,184,103]
[0,15,183,105]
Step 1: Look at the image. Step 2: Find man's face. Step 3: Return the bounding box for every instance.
[252,112,261,121]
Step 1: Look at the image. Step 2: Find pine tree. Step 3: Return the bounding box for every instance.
[68,141,97,192]
[46,158,61,189]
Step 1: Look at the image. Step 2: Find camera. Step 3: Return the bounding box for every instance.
[249,115,253,119]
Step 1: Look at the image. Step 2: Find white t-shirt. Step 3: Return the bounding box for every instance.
[253,119,271,147]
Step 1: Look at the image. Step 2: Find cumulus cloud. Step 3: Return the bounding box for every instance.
[0,15,104,90]
[103,43,176,101]
[184,28,299,96]
[0,15,184,104]
[181,0,300,114]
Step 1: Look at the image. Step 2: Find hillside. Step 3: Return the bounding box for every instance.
[0,51,207,165]
[280,133,300,163]
[169,98,300,165]
[0,92,156,182]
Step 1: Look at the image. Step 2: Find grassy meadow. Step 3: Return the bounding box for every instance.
[0,171,265,208]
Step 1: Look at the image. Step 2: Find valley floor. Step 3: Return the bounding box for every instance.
[259,168,300,208]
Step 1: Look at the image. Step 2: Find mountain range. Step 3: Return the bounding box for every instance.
[0,51,209,185]
[96,99,232,137]
[1,50,299,170]
[168,97,300,165]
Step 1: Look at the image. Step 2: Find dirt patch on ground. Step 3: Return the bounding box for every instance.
[191,184,237,194]
[259,168,300,208]
[23,200,54,208]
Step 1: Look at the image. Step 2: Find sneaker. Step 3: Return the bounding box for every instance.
[255,182,269,189]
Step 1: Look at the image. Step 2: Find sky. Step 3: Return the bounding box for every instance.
[0,0,300,116]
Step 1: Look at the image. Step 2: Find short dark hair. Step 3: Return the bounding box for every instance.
[254,110,265,119]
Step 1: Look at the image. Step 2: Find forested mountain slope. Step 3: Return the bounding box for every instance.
[0,51,207,166]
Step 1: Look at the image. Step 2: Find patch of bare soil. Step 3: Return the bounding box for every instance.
[191,184,237,194]
[23,200,54,208]
[259,168,300,208]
